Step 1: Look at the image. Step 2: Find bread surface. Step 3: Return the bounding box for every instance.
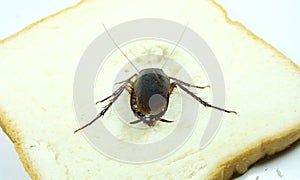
[0,0,299,179]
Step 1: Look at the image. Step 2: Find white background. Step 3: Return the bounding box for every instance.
[0,0,299,179]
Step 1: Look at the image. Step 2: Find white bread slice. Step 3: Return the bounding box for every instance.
[0,0,299,179]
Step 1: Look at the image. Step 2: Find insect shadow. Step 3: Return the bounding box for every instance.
[74,23,237,133]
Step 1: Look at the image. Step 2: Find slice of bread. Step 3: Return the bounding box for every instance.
[0,0,299,179]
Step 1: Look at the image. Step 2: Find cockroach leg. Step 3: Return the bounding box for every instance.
[95,95,112,104]
[125,85,133,94]
[169,77,210,89]
[129,119,143,124]
[175,83,237,114]
[160,119,173,123]
[115,80,135,85]
[95,86,125,104]
[168,82,177,95]
[115,77,136,85]
[74,74,137,133]
[95,74,136,105]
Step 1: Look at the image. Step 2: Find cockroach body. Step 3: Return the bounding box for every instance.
[74,23,236,133]
[74,67,236,133]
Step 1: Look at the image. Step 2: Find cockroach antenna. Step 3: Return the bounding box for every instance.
[161,22,189,69]
[102,22,140,73]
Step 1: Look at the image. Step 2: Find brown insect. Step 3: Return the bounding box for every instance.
[74,23,236,133]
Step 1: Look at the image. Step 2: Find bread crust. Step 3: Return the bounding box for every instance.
[0,1,299,180]
[0,112,38,179]
[208,123,300,179]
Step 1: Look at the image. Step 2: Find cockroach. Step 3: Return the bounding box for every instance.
[74,23,236,133]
